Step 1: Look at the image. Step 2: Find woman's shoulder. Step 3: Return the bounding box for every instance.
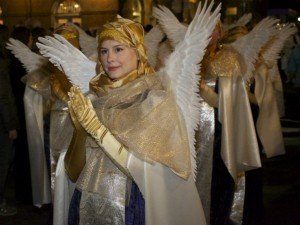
[208,46,242,77]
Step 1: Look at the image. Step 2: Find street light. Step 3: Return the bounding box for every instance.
[57,0,81,14]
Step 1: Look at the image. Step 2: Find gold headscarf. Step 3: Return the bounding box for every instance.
[95,15,154,81]
[54,23,80,49]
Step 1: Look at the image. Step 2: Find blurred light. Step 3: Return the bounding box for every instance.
[226,7,237,16]
[57,0,81,14]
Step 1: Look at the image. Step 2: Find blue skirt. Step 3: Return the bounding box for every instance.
[68,181,145,225]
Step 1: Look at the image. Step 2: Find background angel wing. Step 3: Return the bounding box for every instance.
[144,25,165,68]
[223,13,252,32]
[261,23,298,67]
[6,38,48,73]
[37,34,97,94]
[156,0,221,179]
[152,4,188,48]
[230,16,279,82]
[67,22,98,61]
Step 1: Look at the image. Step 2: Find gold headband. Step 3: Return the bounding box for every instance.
[54,23,79,40]
[98,29,123,42]
[60,33,78,40]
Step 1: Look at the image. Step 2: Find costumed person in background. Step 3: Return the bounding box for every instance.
[219,21,295,225]
[198,17,279,225]
[7,30,53,211]
[8,26,33,205]
[45,24,81,225]
[37,1,221,224]
[218,25,261,225]
[151,5,278,225]
[8,28,52,210]
[6,23,85,225]
[0,24,19,216]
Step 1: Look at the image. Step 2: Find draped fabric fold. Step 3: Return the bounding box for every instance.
[208,47,261,182]
[90,73,191,179]
[218,75,261,182]
[195,80,216,224]
[24,86,52,206]
[254,63,285,157]
[53,151,76,225]
[127,153,206,225]
[77,146,127,224]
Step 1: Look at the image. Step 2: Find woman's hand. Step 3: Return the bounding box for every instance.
[68,86,103,137]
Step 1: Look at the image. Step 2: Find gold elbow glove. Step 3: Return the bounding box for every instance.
[68,86,131,178]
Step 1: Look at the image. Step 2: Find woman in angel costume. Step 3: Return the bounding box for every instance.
[198,18,283,225]
[6,24,83,224]
[37,1,221,224]
[199,19,293,225]
[234,23,296,225]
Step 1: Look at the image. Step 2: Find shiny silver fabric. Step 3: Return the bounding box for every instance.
[77,145,127,225]
[195,80,216,224]
[50,100,73,191]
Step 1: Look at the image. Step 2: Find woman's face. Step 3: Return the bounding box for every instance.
[99,39,138,80]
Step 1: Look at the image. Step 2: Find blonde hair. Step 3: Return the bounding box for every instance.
[220,25,248,44]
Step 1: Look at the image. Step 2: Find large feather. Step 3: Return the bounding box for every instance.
[156,39,173,69]
[261,23,298,67]
[152,5,188,48]
[36,34,97,94]
[223,13,252,32]
[67,22,98,60]
[158,0,221,179]
[144,25,165,68]
[231,16,279,82]
[6,38,48,73]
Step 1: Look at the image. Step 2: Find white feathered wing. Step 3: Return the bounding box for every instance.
[260,23,298,68]
[67,22,98,61]
[223,13,252,32]
[157,0,221,179]
[230,16,279,82]
[152,4,188,48]
[144,25,165,68]
[6,38,48,73]
[36,34,97,94]
[36,26,166,93]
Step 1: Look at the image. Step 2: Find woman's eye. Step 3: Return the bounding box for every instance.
[115,47,124,52]
[99,49,107,55]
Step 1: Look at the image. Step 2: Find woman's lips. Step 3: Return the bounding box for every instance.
[108,66,119,71]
